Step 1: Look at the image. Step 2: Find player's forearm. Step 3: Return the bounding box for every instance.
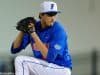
[31,32,48,58]
[13,31,24,48]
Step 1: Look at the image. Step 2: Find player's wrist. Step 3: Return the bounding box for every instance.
[29,30,35,34]
[28,27,35,34]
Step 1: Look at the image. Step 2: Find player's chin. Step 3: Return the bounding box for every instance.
[46,21,54,27]
[48,23,53,27]
[50,21,54,25]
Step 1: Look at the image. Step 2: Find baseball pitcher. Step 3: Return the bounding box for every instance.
[11,1,72,75]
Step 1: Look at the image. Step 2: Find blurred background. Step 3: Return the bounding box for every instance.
[0,0,100,75]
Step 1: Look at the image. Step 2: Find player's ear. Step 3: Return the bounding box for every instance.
[39,13,45,19]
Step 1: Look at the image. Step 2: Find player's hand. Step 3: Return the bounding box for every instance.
[28,23,35,34]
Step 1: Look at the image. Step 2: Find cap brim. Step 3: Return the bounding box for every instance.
[43,11,61,13]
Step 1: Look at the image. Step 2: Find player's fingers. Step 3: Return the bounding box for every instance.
[28,23,34,28]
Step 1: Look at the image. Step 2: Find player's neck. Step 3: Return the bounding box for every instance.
[40,21,46,29]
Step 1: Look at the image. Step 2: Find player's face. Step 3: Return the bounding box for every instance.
[40,12,57,28]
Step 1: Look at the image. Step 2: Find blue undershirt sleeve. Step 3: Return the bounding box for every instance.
[11,33,30,54]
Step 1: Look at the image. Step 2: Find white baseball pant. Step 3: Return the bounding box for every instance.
[15,55,71,75]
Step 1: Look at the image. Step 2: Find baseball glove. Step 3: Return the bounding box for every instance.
[16,17,36,33]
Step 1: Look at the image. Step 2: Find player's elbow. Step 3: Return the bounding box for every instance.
[11,48,22,54]
[11,49,17,54]
[11,44,22,54]
[11,47,22,54]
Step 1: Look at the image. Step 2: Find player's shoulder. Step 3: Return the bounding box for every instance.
[51,21,68,37]
[53,21,62,27]
[53,21,66,33]
[53,21,64,30]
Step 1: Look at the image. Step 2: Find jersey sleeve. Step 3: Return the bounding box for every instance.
[46,29,68,63]
[11,33,30,54]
